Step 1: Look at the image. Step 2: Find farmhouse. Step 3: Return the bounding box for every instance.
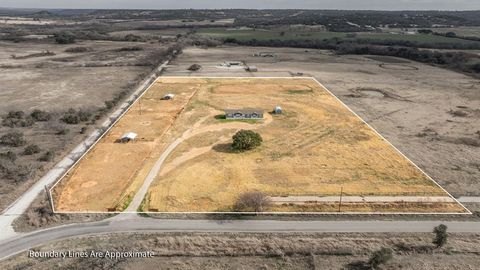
[225,108,264,119]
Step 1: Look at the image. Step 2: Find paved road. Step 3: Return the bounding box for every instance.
[458,197,480,203]
[0,61,169,241]
[1,215,480,261]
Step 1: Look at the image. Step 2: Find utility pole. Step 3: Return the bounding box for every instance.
[338,187,343,212]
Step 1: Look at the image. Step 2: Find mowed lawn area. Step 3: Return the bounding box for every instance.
[196,28,480,45]
[144,78,465,213]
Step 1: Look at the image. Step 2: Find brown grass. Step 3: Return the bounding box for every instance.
[144,78,462,213]
[53,77,464,213]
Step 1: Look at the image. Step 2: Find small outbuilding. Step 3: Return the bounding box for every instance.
[273,106,282,114]
[223,61,243,67]
[161,93,175,100]
[119,132,137,143]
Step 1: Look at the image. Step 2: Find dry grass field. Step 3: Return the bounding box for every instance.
[52,80,198,212]
[143,78,461,213]
[52,77,465,213]
[3,232,480,270]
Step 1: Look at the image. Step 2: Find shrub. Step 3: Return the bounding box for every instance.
[235,191,271,212]
[77,110,91,122]
[0,132,26,147]
[23,144,41,155]
[2,111,34,127]
[61,109,91,124]
[104,100,115,110]
[80,127,87,134]
[433,224,448,248]
[445,31,457,38]
[65,47,89,53]
[54,31,76,44]
[368,247,393,269]
[56,128,70,135]
[232,130,263,151]
[61,114,79,124]
[30,109,51,122]
[124,34,144,42]
[188,64,202,71]
[0,151,17,161]
[117,46,143,51]
[39,151,55,162]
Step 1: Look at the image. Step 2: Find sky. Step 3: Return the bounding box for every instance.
[0,0,479,10]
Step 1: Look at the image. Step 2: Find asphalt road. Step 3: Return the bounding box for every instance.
[1,215,480,261]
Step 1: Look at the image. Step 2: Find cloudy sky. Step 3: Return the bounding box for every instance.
[0,0,479,10]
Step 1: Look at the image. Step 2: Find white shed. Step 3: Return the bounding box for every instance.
[162,93,175,100]
[120,132,137,143]
[274,106,282,114]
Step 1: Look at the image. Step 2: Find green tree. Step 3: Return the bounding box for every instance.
[433,224,448,248]
[368,247,393,269]
[232,130,262,151]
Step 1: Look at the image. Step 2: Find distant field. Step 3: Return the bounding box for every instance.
[429,27,480,37]
[197,28,480,45]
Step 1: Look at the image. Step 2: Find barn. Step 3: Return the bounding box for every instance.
[225,109,264,119]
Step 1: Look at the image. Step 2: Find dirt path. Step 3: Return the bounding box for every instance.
[125,112,273,212]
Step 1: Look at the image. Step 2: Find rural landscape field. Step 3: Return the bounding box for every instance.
[51,77,464,213]
[1,6,480,269]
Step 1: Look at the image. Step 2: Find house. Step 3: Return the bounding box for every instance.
[223,61,243,67]
[119,132,137,143]
[253,52,276,57]
[161,93,175,100]
[225,108,264,119]
[273,106,282,114]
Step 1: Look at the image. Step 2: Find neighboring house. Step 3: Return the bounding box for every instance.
[225,108,264,119]
[118,132,137,143]
[222,61,244,67]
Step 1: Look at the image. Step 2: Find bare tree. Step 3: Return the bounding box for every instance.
[235,191,271,212]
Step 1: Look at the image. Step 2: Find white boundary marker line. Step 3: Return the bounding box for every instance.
[48,72,164,213]
[310,77,471,215]
[49,76,471,215]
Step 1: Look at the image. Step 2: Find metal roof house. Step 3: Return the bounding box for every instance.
[119,132,137,143]
[225,109,264,120]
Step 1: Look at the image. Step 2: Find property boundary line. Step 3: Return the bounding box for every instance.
[49,76,471,215]
[48,69,165,213]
